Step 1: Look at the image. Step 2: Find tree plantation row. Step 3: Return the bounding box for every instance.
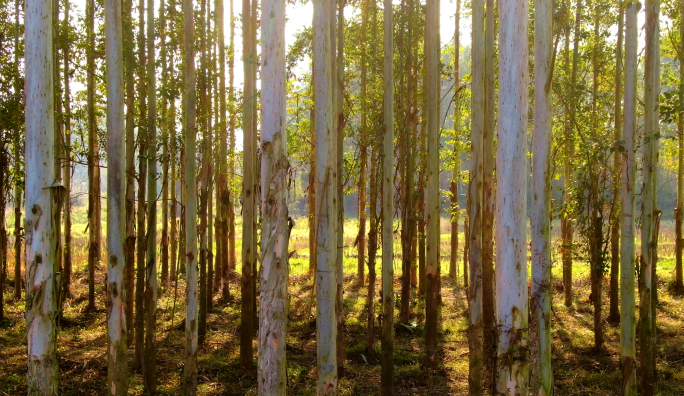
[0,0,683,395]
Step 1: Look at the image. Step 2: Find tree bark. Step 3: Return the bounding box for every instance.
[216,0,229,302]
[357,0,369,288]
[160,0,170,291]
[25,0,59,389]
[62,0,73,301]
[13,0,22,302]
[313,0,338,392]
[182,0,198,389]
[228,0,237,275]
[676,0,684,292]
[424,0,441,372]
[468,0,484,389]
[104,0,128,391]
[240,0,256,370]
[257,0,290,390]
[143,0,158,388]
[495,0,529,392]
[198,0,209,348]
[366,149,379,355]
[335,0,345,375]
[531,0,553,392]
[609,2,624,323]
[123,0,137,347]
[640,1,659,394]
[134,0,148,369]
[450,0,460,282]
[86,0,101,314]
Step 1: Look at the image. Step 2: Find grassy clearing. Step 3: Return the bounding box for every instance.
[1,212,683,395]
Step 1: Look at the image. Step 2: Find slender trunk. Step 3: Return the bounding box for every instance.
[381,0,396,392]
[160,0,170,291]
[313,0,338,391]
[640,1,659,393]
[676,0,684,292]
[357,0,368,288]
[257,0,289,390]
[13,0,22,302]
[308,86,317,275]
[240,0,256,369]
[424,0,441,372]
[134,0,148,369]
[530,0,553,392]
[450,0,460,281]
[228,0,237,275]
[123,0,136,346]
[610,2,624,323]
[366,150,379,355]
[52,0,63,312]
[250,0,258,327]
[105,0,128,390]
[182,0,198,389]
[86,0,100,313]
[335,0,345,374]
[495,0,529,392]
[468,0,484,389]
[482,0,496,375]
[170,80,178,286]
[563,0,581,308]
[198,0,208,348]
[62,0,72,301]
[143,0,158,387]
[0,158,5,321]
[25,0,59,389]
[217,0,229,301]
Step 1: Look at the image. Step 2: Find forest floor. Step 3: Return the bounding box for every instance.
[1,216,684,395]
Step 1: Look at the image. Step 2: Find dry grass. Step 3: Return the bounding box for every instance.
[1,213,683,395]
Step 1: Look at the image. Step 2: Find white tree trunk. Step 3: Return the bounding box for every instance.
[104,0,128,392]
[620,2,638,394]
[425,0,441,370]
[467,0,484,390]
[25,0,58,393]
[258,0,289,393]
[182,0,198,390]
[495,0,529,393]
[381,0,395,391]
[313,0,338,393]
[530,0,553,393]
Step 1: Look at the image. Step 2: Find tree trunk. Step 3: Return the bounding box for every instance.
[134,0,148,369]
[357,0,369,288]
[143,0,158,388]
[160,0,170,291]
[13,0,22,302]
[530,0,553,392]
[450,0,460,282]
[495,0,529,392]
[424,0,441,372]
[468,0,484,389]
[182,0,198,390]
[25,0,59,389]
[0,156,5,321]
[308,84,317,275]
[676,0,684,292]
[335,0,345,374]
[228,0,237,276]
[86,0,100,314]
[640,1,659,394]
[563,0,581,308]
[620,4,637,379]
[313,0,338,392]
[366,149,379,355]
[123,0,136,347]
[257,0,289,390]
[104,0,128,390]
[198,0,209,348]
[240,0,256,369]
[216,0,229,302]
[609,2,624,323]
[62,0,73,301]
[52,0,63,313]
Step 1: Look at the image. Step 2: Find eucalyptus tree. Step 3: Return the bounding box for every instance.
[495,0,529,391]
[216,0,229,302]
[13,0,22,303]
[104,0,128,391]
[357,0,369,288]
[143,0,159,388]
[313,0,338,392]
[424,0,441,373]
[25,0,58,390]
[182,0,199,390]
[620,1,638,393]
[381,0,395,390]
[240,0,256,369]
[468,0,484,390]
[257,0,289,391]
[335,0,345,374]
[449,0,460,282]
[531,0,553,392]
[640,0,660,393]
[62,0,73,301]
[678,0,684,292]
